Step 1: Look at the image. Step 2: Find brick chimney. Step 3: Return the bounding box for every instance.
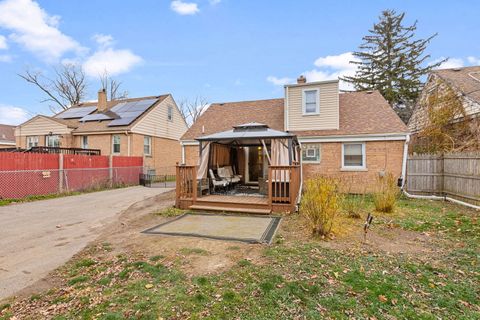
[97,89,107,112]
[297,75,306,84]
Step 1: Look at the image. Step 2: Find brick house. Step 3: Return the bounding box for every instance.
[180,77,409,194]
[408,66,480,151]
[0,124,15,149]
[15,90,188,174]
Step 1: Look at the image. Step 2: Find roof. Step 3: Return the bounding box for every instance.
[181,98,285,140]
[181,91,408,140]
[197,122,294,142]
[292,91,409,137]
[20,95,170,134]
[0,124,15,144]
[432,66,480,104]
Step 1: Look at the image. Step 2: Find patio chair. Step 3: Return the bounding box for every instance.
[218,166,241,184]
[209,169,229,193]
[224,166,242,183]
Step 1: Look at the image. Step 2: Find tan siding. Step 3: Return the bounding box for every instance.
[287,81,339,131]
[132,95,188,140]
[15,116,72,136]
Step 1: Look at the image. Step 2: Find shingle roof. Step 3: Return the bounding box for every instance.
[47,94,169,133]
[181,91,408,140]
[181,98,285,140]
[432,66,480,104]
[0,124,15,144]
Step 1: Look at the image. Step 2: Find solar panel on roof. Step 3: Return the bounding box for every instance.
[55,106,96,119]
[108,117,137,126]
[80,113,113,122]
[107,98,158,127]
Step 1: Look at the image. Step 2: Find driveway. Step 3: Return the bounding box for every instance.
[0,186,173,300]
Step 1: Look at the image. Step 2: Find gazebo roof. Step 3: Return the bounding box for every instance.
[196,123,295,142]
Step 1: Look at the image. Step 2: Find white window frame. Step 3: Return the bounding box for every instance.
[167,106,173,122]
[112,135,121,154]
[302,88,320,115]
[144,136,152,156]
[301,143,321,164]
[341,142,366,170]
[26,136,39,148]
[46,135,60,148]
[81,136,88,149]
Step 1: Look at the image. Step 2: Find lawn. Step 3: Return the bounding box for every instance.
[1,197,479,319]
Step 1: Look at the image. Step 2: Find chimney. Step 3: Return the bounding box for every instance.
[97,89,107,112]
[297,75,306,84]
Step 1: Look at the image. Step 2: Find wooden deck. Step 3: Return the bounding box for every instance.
[197,195,269,205]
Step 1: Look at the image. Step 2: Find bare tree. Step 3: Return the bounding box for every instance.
[99,71,128,100]
[179,96,209,127]
[19,64,87,113]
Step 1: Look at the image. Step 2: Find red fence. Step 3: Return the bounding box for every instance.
[0,153,143,199]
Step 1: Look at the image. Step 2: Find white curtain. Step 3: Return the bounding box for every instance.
[197,142,210,179]
[271,139,290,181]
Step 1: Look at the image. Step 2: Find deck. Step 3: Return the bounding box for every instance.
[176,165,301,214]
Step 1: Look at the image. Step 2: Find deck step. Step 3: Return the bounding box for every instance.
[189,204,271,215]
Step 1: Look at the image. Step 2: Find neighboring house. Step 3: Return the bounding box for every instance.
[180,76,409,193]
[15,90,188,174]
[0,124,15,149]
[408,66,480,137]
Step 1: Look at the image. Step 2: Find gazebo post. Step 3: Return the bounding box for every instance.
[288,138,293,165]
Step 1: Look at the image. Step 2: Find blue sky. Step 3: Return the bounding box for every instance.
[0,0,479,125]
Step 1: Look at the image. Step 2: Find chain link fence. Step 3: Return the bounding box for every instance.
[0,166,143,200]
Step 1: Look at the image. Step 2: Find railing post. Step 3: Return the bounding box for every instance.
[268,167,272,210]
[175,165,180,207]
[192,166,197,203]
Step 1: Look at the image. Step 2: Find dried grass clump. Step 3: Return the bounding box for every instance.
[373,173,400,213]
[300,176,341,236]
[342,194,366,219]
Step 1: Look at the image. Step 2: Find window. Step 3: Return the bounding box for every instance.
[81,136,88,149]
[112,135,121,154]
[342,143,366,169]
[302,144,321,163]
[167,106,173,121]
[26,136,39,148]
[144,136,152,156]
[46,135,60,147]
[303,89,319,114]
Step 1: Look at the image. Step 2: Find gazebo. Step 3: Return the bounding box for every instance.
[176,123,302,214]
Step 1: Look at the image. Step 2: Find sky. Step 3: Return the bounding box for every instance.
[0,0,479,125]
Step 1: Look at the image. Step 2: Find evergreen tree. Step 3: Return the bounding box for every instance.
[342,10,444,123]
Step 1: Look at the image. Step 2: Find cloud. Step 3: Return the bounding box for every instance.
[467,56,480,65]
[0,104,29,125]
[0,35,7,49]
[209,0,221,5]
[267,52,359,90]
[430,57,464,69]
[170,0,199,15]
[266,76,294,86]
[0,0,83,61]
[0,54,12,62]
[92,33,114,49]
[83,48,142,77]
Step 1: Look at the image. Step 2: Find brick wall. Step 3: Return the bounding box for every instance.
[132,134,181,174]
[184,145,199,165]
[302,140,405,193]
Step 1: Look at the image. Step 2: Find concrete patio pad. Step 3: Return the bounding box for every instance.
[143,213,281,244]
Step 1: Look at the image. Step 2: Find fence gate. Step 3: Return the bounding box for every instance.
[140,173,176,188]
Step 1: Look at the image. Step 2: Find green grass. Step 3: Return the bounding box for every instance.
[1,197,479,319]
[153,207,184,217]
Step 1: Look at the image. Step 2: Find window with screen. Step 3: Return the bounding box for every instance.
[81,136,88,149]
[342,143,365,169]
[144,136,152,156]
[167,106,173,121]
[302,144,320,163]
[303,89,319,114]
[46,135,60,147]
[27,136,39,148]
[112,135,121,154]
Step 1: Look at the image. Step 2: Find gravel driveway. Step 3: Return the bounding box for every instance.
[0,186,172,300]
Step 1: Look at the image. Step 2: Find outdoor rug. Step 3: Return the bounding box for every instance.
[142,213,281,244]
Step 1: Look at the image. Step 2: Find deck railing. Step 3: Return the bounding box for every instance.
[268,165,301,206]
[176,165,197,201]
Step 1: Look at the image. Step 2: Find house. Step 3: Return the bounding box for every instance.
[176,76,409,213]
[408,66,480,151]
[0,124,15,149]
[15,90,188,174]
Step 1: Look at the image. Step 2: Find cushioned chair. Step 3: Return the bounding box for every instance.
[209,169,229,193]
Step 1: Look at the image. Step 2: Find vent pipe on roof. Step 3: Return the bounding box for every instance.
[98,89,107,112]
[297,75,306,84]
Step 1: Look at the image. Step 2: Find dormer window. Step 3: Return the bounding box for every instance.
[303,89,319,115]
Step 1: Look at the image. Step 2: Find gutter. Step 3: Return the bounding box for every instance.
[400,134,410,189]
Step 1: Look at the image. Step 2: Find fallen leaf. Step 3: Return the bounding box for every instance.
[378,295,388,303]
[145,284,154,289]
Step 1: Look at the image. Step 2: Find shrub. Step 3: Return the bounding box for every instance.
[300,176,341,236]
[373,173,400,213]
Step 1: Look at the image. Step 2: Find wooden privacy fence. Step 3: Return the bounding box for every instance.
[406,152,480,206]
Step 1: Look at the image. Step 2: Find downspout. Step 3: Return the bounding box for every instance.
[400,134,410,189]
[297,141,303,211]
[181,142,186,164]
[403,190,480,210]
